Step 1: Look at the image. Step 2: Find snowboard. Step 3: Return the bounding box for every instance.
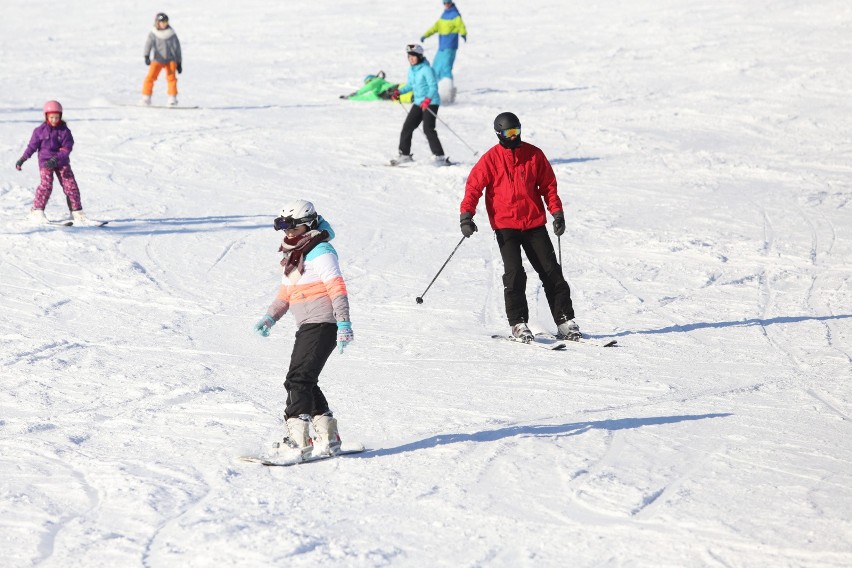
[240,442,366,467]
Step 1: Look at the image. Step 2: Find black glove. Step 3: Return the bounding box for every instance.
[15,158,25,171]
[45,158,58,169]
[177,63,182,74]
[552,210,565,236]
[460,212,478,238]
[145,55,151,66]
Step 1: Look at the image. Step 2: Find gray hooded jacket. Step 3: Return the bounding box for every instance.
[144,27,182,64]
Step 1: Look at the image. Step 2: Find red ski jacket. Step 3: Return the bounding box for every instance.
[460,141,562,231]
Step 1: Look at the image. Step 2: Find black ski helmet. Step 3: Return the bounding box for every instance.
[494,112,522,148]
[155,12,169,23]
[494,112,521,132]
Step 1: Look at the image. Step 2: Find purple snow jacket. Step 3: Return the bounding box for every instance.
[21,122,74,168]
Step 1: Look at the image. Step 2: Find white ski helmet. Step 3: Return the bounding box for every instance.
[406,43,425,57]
[274,199,318,231]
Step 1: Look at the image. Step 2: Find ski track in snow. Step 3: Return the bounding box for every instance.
[1,0,852,566]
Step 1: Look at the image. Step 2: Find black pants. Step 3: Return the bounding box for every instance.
[495,226,575,326]
[283,322,337,419]
[399,104,445,156]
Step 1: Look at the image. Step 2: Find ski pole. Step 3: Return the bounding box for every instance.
[416,236,466,304]
[424,107,479,157]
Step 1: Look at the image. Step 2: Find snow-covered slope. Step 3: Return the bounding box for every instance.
[1,1,850,565]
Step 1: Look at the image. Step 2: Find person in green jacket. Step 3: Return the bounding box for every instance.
[340,71,412,103]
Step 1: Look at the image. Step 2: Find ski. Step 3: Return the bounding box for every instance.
[47,220,74,227]
[366,158,455,168]
[535,332,618,348]
[240,442,366,467]
[491,334,567,350]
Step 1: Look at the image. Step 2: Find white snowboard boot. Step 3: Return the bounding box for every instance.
[556,319,581,340]
[273,416,312,459]
[511,323,534,343]
[311,413,342,456]
[27,209,48,224]
[167,95,178,107]
[140,95,151,106]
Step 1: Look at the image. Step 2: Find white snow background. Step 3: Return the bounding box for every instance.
[1,0,851,566]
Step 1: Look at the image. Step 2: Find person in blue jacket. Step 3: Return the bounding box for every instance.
[421,1,467,82]
[390,44,449,166]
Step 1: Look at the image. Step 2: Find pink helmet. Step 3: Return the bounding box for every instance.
[43,100,63,115]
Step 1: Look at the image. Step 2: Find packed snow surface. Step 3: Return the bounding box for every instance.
[1,1,850,566]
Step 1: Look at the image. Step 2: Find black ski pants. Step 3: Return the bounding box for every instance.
[495,226,575,327]
[283,322,337,419]
[399,104,445,157]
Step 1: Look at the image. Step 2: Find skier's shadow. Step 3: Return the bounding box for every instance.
[595,314,852,339]
[359,413,730,458]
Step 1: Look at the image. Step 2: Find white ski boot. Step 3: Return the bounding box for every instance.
[167,96,178,107]
[27,209,48,224]
[390,152,414,166]
[511,323,534,343]
[71,210,99,227]
[556,319,581,341]
[311,413,342,456]
[433,155,452,166]
[271,416,313,459]
[140,95,152,106]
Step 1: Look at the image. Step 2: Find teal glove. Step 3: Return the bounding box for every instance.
[254,315,275,337]
[337,321,353,353]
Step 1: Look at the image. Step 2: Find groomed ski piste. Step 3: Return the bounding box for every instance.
[1,1,850,566]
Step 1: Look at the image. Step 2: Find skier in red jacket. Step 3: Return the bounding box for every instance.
[459,112,580,343]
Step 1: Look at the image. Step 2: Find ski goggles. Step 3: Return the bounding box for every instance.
[273,216,310,231]
[498,127,521,139]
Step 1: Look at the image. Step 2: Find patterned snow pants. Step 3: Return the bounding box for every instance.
[33,165,82,211]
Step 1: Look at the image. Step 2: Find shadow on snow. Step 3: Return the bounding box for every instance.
[361,413,731,458]
[596,315,852,339]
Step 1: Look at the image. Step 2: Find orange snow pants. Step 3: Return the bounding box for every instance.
[142,61,178,96]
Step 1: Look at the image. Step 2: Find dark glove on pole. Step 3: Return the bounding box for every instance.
[15,159,25,171]
[45,158,58,169]
[460,212,478,238]
[145,55,151,65]
[177,63,182,74]
[552,211,565,236]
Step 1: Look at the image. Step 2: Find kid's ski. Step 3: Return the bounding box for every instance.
[536,332,618,348]
[491,334,567,350]
[240,442,366,467]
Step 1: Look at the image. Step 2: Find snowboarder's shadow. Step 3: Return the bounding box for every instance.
[597,314,852,339]
[361,413,730,458]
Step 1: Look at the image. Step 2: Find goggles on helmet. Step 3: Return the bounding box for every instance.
[497,127,521,139]
[273,216,311,231]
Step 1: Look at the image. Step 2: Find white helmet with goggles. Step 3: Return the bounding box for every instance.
[274,199,318,231]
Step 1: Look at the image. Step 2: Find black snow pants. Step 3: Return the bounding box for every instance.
[495,226,575,327]
[399,104,445,157]
[283,322,337,419]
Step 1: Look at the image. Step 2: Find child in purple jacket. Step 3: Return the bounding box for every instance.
[15,100,96,225]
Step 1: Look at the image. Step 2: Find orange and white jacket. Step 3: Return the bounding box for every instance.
[265,221,350,327]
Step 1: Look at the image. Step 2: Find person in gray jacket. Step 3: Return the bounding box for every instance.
[141,13,182,106]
